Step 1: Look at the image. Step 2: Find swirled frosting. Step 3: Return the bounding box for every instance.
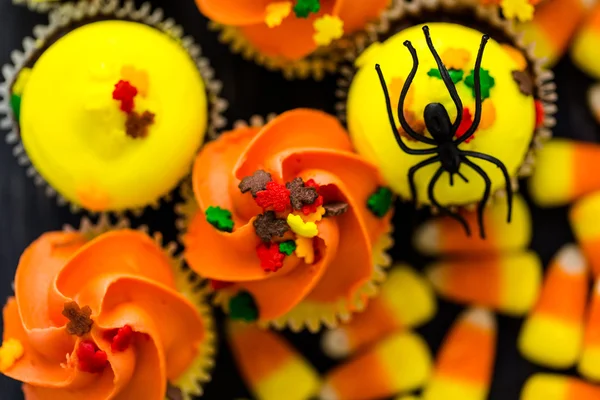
[1,230,206,399]
[184,109,393,323]
[194,0,389,61]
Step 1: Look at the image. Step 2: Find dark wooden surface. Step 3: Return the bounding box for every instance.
[0,1,598,399]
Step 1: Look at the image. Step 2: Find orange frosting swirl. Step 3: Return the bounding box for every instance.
[1,230,206,400]
[194,0,389,61]
[184,109,393,322]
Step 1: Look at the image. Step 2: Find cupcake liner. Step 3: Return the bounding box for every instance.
[0,0,228,215]
[64,214,216,399]
[334,0,557,211]
[11,0,59,12]
[175,114,394,333]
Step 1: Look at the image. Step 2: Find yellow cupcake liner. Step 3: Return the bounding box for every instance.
[175,115,394,332]
[64,214,216,400]
[0,0,228,215]
[335,0,557,212]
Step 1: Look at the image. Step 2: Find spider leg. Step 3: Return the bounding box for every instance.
[457,171,469,183]
[449,173,454,187]
[375,65,437,155]
[461,150,513,223]
[461,156,492,239]
[428,166,472,236]
[454,34,490,146]
[409,155,441,205]
[422,26,464,131]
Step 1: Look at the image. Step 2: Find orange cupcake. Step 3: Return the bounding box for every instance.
[195,0,390,79]
[181,109,394,331]
[0,219,215,400]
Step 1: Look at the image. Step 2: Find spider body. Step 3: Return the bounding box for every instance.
[375,25,514,238]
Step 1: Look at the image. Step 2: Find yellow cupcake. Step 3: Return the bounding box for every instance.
[347,23,537,208]
[14,20,208,212]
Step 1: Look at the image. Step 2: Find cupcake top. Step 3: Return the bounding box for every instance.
[347,23,539,208]
[13,20,208,211]
[1,230,208,399]
[183,109,393,327]
[195,0,389,61]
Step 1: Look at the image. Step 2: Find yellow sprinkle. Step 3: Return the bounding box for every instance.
[287,214,319,238]
[12,68,32,96]
[501,0,535,22]
[441,48,471,70]
[0,338,24,372]
[295,236,315,264]
[120,65,149,97]
[299,206,326,223]
[265,2,293,28]
[313,15,344,46]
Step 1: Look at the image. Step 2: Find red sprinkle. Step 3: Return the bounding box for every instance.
[455,108,475,143]
[76,341,108,374]
[112,80,138,113]
[534,100,545,128]
[210,280,234,290]
[255,181,291,212]
[103,325,134,353]
[304,179,320,190]
[256,243,285,272]
[302,195,324,215]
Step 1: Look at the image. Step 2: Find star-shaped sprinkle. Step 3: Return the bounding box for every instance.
[229,291,259,322]
[367,187,393,218]
[265,1,292,27]
[313,15,344,46]
[254,211,290,243]
[76,341,108,373]
[279,240,297,256]
[206,206,234,232]
[441,48,471,70]
[501,0,535,21]
[287,178,319,211]
[62,301,94,337]
[112,80,138,113]
[295,236,315,264]
[512,70,534,96]
[455,108,475,143]
[125,111,155,139]
[427,68,464,84]
[256,243,286,272]
[294,0,320,18]
[287,214,319,238]
[464,68,496,100]
[239,170,272,197]
[256,181,291,212]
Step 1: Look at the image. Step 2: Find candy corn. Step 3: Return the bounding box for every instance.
[422,308,496,400]
[571,3,600,79]
[590,84,600,124]
[227,322,320,400]
[320,332,432,400]
[426,251,542,316]
[515,0,592,66]
[518,244,588,368]
[413,194,530,256]
[579,279,600,381]
[570,192,600,277]
[521,374,600,400]
[529,139,600,207]
[321,265,436,359]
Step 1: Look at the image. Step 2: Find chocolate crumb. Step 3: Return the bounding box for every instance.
[254,211,289,243]
[239,170,272,197]
[126,110,155,139]
[511,70,534,97]
[62,301,93,337]
[166,383,184,400]
[324,202,349,217]
[287,177,319,210]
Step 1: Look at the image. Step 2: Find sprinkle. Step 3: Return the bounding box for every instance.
[265,2,293,28]
[229,291,259,322]
[535,100,545,128]
[441,48,471,70]
[480,100,497,130]
[210,280,234,290]
[103,325,134,353]
[367,187,394,218]
[302,195,324,215]
[166,383,184,400]
[287,214,319,238]
[239,170,273,197]
[10,94,22,123]
[427,68,464,84]
[313,15,344,46]
[254,211,290,243]
[120,66,149,97]
[62,301,94,337]
[256,181,291,212]
[501,44,528,71]
[287,178,319,211]
[12,68,32,96]
[324,202,349,217]
[455,108,475,143]
[206,206,234,232]
[257,243,286,272]
[501,0,535,22]
[112,80,138,113]
[302,205,326,223]
[0,339,24,372]
[465,68,495,100]
[125,111,155,139]
[295,236,315,264]
[294,0,320,18]
[279,240,297,256]
[512,70,534,96]
[76,341,108,374]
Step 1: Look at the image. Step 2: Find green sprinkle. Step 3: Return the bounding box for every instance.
[464,68,495,100]
[427,68,464,84]
[229,291,259,322]
[294,0,320,18]
[10,94,21,122]
[279,240,297,256]
[206,206,234,232]
[367,187,394,218]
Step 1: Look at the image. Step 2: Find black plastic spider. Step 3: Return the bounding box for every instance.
[375,25,513,239]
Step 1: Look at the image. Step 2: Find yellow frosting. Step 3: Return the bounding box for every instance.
[19,20,207,211]
[347,23,536,206]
